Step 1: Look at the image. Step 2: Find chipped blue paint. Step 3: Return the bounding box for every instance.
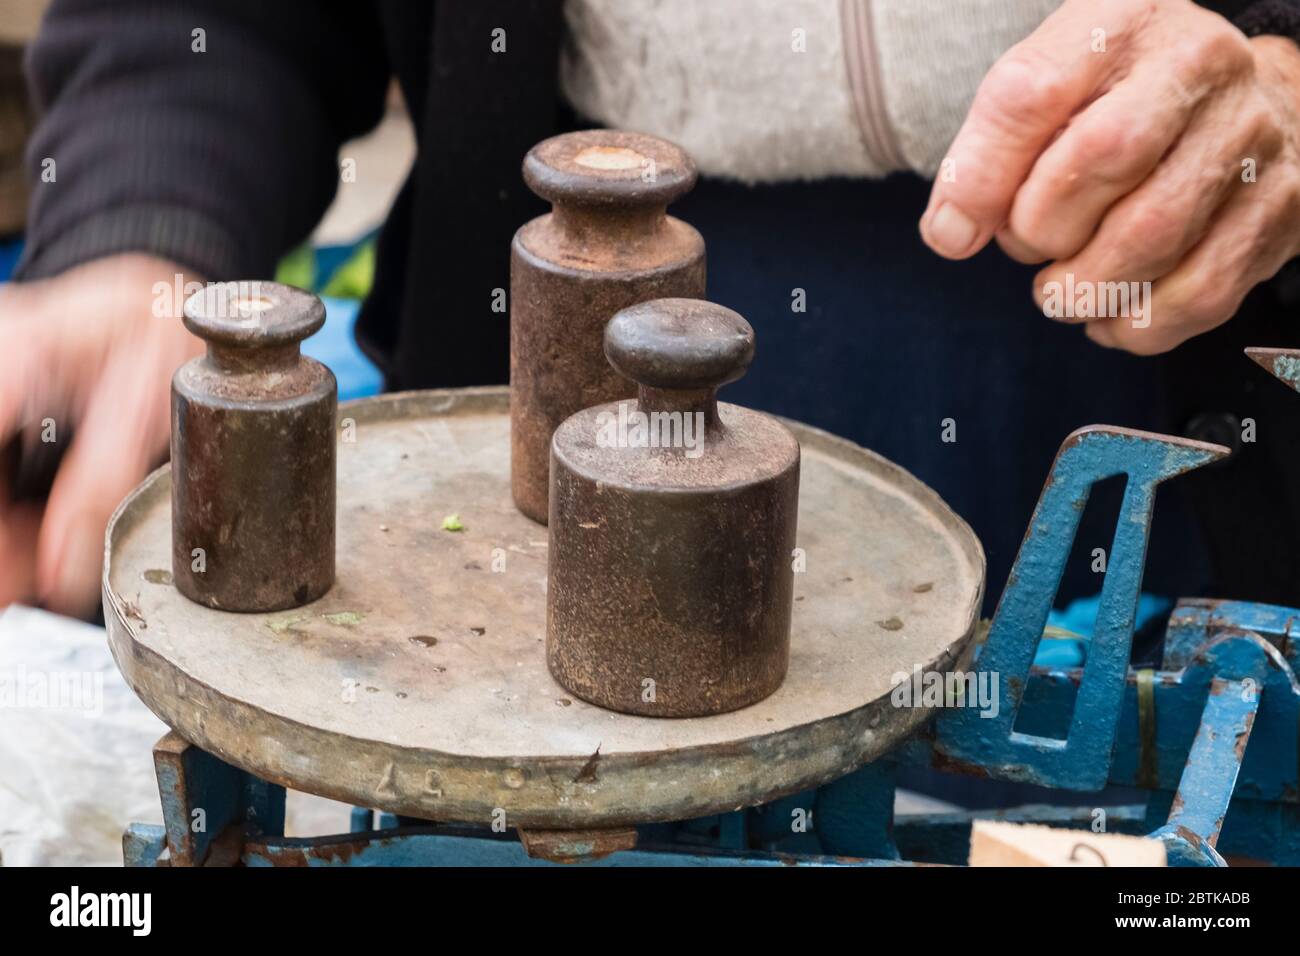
[1164,599,1300,671]
[910,606,1300,864]
[1246,346,1300,392]
[1273,354,1300,389]
[935,427,1227,790]
[122,823,166,868]
[1160,678,1256,852]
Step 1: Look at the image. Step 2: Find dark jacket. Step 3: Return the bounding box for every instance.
[15,0,1300,610]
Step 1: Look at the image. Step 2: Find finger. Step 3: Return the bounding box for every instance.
[1008,22,1263,265]
[1004,65,1202,262]
[1087,184,1296,354]
[996,227,1051,265]
[920,5,1128,259]
[1034,96,1273,317]
[36,333,172,617]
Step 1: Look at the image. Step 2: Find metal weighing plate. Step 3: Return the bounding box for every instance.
[105,387,984,828]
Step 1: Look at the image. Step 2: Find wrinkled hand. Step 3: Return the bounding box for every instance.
[920,0,1300,354]
[0,255,203,616]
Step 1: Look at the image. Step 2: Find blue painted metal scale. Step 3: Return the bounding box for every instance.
[122,348,1300,867]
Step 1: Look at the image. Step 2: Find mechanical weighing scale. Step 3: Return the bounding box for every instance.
[104,351,1300,867]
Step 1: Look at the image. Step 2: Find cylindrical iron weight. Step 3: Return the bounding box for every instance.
[548,299,800,717]
[171,281,336,612]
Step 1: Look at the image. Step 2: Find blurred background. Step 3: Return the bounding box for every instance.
[0,0,394,402]
[0,2,400,860]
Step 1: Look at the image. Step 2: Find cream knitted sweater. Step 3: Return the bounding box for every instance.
[560,0,1062,182]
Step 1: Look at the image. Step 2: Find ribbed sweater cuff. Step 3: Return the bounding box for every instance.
[1235,0,1300,42]
[13,202,247,281]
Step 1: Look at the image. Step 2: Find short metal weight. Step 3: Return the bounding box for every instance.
[171,281,336,612]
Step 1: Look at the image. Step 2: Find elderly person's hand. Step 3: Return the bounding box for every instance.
[920,0,1300,354]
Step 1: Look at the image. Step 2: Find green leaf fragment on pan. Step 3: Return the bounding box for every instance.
[266,615,309,634]
[877,617,904,631]
[322,611,366,627]
[441,514,465,532]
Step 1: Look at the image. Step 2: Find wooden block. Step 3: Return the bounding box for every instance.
[969,820,1166,867]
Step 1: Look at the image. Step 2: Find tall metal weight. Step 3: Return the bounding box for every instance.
[510,130,706,523]
[171,281,336,612]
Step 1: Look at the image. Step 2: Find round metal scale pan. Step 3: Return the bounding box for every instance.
[104,387,984,829]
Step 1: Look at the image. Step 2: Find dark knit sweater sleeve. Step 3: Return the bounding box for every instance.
[15,0,389,281]
[1199,0,1300,42]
